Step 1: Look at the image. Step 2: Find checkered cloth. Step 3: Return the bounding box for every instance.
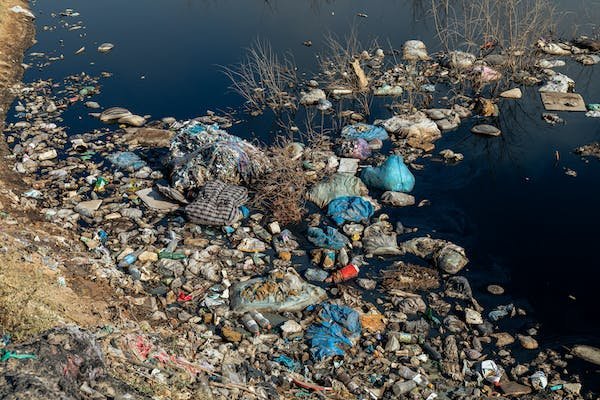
[185,180,248,226]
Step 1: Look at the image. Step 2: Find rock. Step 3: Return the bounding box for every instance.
[85,101,100,109]
[123,128,173,148]
[471,124,501,137]
[381,191,415,207]
[97,43,114,53]
[237,238,267,253]
[300,89,326,105]
[500,381,532,396]
[439,149,464,162]
[500,88,522,99]
[487,284,505,295]
[517,334,538,350]
[572,344,600,365]
[74,200,102,217]
[436,118,458,131]
[38,149,58,160]
[138,251,158,263]
[563,383,582,395]
[492,332,515,347]
[435,243,468,274]
[280,320,303,337]
[136,188,179,212]
[100,107,133,123]
[221,327,242,343]
[464,308,483,325]
[118,114,146,127]
[268,222,281,235]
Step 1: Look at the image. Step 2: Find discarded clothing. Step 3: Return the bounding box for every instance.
[185,180,247,226]
[168,121,270,192]
[107,151,147,171]
[307,227,350,250]
[307,173,369,208]
[327,196,374,225]
[230,268,327,313]
[305,303,361,360]
[341,123,388,141]
[361,155,415,193]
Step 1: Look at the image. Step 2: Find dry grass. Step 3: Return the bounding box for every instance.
[222,39,298,115]
[430,0,556,71]
[249,140,309,225]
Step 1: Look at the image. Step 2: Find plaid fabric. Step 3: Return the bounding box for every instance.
[185,180,247,226]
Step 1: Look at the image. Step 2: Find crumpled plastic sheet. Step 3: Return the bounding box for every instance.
[539,73,574,93]
[339,138,372,160]
[307,226,350,250]
[305,303,361,360]
[307,173,369,208]
[327,196,374,225]
[341,123,389,141]
[107,151,147,171]
[168,121,270,192]
[361,154,415,193]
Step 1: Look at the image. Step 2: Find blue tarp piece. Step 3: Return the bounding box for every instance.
[307,227,349,250]
[305,303,362,360]
[274,355,300,371]
[327,196,374,225]
[361,154,415,192]
[107,151,147,171]
[341,123,389,141]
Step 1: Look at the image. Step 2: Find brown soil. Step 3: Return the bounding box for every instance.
[0,1,115,341]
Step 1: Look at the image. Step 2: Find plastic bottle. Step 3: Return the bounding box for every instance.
[396,332,419,344]
[250,311,271,330]
[241,313,259,335]
[393,380,417,395]
[118,249,144,268]
[325,264,360,283]
[397,365,429,386]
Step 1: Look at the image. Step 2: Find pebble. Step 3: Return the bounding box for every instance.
[471,124,501,136]
[492,332,515,347]
[500,87,522,99]
[464,308,483,324]
[487,284,505,295]
[518,334,539,350]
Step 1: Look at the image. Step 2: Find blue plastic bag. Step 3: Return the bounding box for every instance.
[327,196,374,225]
[307,227,349,250]
[361,155,415,193]
[107,151,147,171]
[305,303,362,360]
[341,123,388,141]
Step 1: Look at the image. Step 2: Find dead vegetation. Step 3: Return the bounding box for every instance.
[430,0,556,71]
[250,140,309,225]
[222,39,298,116]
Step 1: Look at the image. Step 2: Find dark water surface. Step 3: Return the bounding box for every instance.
[15,0,600,390]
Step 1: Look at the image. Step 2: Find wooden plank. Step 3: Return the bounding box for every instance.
[540,92,587,112]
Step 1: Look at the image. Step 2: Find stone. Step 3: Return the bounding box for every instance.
[38,149,58,160]
[237,238,267,253]
[500,88,522,99]
[540,92,587,112]
[118,114,146,127]
[487,284,505,295]
[492,332,515,347]
[136,188,179,212]
[471,124,501,137]
[436,118,458,131]
[123,127,173,148]
[138,251,158,263]
[74,200,102,217]
[100,107,132,122]
[85,101,100,109]
[518,334,538,350]
[439,149,464,162]
[381,191,415,207]
[97,43,114,53]
[268,222,281,235]
[500,381,532,396]
[571,344,600,365]
[464,308,483,325]
[221,326,242,343]
[280,320,303,337]
[300,89,326,105]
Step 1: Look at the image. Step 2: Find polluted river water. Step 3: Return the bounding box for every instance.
[4,0,600,396]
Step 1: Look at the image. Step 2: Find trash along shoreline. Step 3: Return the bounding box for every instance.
[1,3,600,400]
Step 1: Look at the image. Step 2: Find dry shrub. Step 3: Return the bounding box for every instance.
[250,140,309,225]
[382,262,440,291]
[222,39,297,115]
